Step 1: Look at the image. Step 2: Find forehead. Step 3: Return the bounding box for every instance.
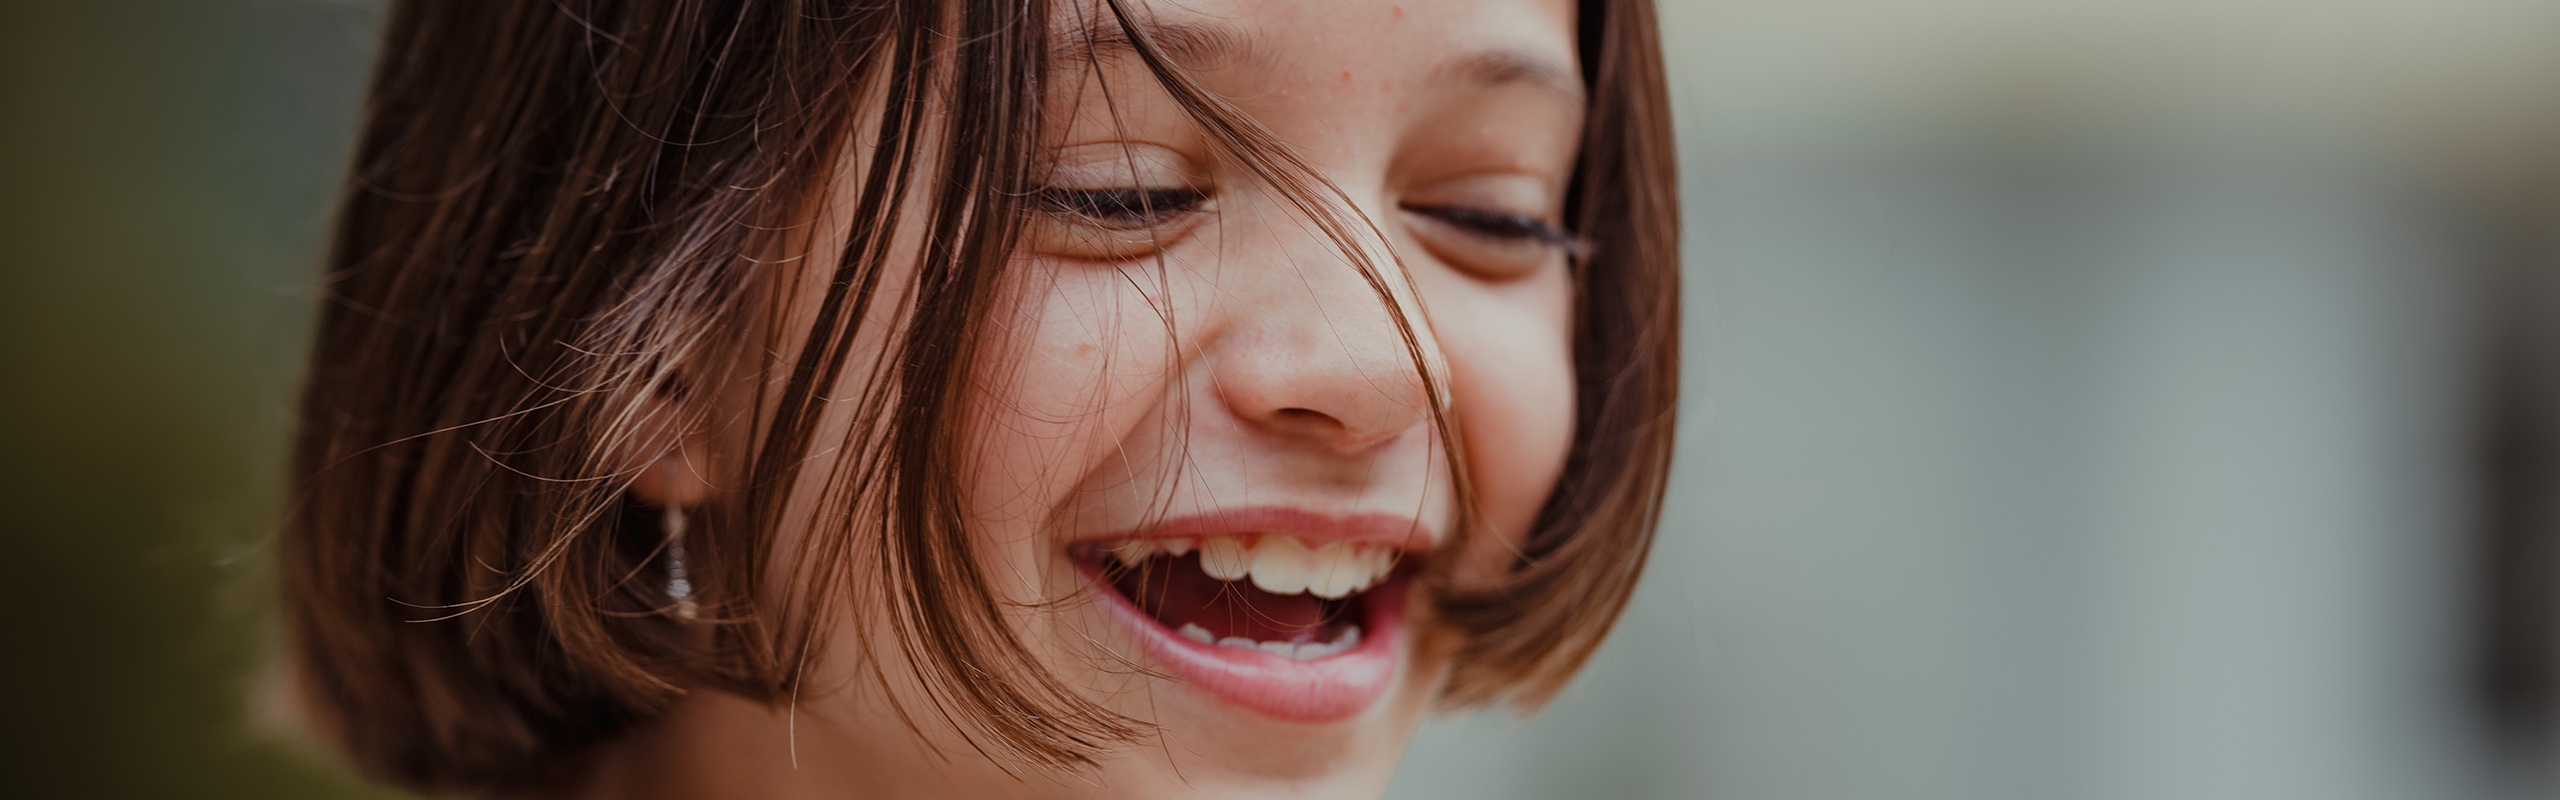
[1053,0,1584,108]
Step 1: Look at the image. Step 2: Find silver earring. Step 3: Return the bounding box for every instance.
[664,504,699,620]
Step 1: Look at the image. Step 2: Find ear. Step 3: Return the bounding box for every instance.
[625,389,718,509]
[630,444,716,508]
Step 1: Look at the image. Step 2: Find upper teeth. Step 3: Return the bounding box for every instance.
[1109,533,1397,599]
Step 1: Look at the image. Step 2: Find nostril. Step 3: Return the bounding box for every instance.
[1274,407,1331,424]
[1267,405,1412,450]
[1268,406,1347,440]
[1272,405,1368,436]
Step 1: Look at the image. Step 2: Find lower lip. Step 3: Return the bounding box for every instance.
[1082,562,1406,723]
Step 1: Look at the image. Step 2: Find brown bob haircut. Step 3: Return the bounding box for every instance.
[282,0,1677,793]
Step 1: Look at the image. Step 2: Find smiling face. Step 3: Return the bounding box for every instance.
[965,0,1583,791]
[629,0,1583,795]
[278,0,1676,792]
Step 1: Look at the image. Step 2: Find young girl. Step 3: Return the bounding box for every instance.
[280,0,1677,795]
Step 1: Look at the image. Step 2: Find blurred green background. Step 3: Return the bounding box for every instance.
[13,1,2560,798]
[0,1,396,796]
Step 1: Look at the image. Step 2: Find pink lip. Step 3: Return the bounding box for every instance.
[1083,560,1408,722]
[1077,506,1439,552]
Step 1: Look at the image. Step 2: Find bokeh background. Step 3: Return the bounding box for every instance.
[9,1,2560,797]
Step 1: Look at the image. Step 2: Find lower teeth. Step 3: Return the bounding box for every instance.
[1177,621,1363,660]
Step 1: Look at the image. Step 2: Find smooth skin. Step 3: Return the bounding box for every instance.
[598,0,1583,796]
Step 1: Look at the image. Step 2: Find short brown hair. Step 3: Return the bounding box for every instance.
[280,0,1678,793]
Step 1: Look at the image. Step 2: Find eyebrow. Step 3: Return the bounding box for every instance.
[1059,18,1586,107]
[1442,49,1587,107]
[1056,17,1259,72]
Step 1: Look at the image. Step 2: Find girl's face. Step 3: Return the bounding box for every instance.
[685,0,1584,795]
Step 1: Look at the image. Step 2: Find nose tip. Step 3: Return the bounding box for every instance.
[1199,192,1443,453]
[1213,328,1435,452]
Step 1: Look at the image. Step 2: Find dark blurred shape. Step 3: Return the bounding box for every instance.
[2467,159,2560,749]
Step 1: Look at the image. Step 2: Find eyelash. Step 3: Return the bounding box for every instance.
[1033,188,1582,257]
[1402,204,1580,252]
[1037,188,1209,227]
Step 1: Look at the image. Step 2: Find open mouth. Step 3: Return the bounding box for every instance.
[1089,535,1400,658]
[1071,527,1420,722]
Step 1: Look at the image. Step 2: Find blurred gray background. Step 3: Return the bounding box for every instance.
[10,1,2560,798]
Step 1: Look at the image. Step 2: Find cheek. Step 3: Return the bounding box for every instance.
[962,270,1100,531]
[958,261,1174,553]
[1441,274,1577,575]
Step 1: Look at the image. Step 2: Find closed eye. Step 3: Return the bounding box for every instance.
[1401,204,1587,259]
[1024,185,1214,262]
[1039,187,1210,228]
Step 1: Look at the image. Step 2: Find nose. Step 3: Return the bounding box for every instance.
[1206,242,1438,453]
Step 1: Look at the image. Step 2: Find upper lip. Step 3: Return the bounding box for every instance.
[1074,506,1438,552]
